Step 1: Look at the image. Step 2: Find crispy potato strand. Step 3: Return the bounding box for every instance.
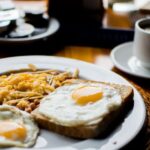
[0,69,79,112]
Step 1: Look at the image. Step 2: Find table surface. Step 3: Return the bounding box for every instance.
[1,1,150,150]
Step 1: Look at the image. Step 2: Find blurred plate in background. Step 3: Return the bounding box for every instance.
[0,18,60,44]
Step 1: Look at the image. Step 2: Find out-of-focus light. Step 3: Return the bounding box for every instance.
[113,2,137,13]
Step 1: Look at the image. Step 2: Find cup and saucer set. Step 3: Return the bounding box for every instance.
[111,18,150,79]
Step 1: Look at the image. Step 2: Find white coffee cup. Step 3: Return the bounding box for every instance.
[133,18,150,69]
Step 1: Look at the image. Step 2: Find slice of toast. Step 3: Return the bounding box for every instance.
[32,79,133,139]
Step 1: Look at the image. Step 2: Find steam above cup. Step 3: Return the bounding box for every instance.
[133,18,150,69]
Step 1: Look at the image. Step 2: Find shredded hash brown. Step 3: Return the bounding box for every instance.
[0,68,78,113]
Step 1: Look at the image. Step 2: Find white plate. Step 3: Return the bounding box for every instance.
[111,42,150,79]
[0,18,60,43]
[0,56,146,150]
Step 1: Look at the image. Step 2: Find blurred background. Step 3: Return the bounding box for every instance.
[0,0,149,54]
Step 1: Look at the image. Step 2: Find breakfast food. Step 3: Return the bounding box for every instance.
[0,63,134,147]
[0,69,78,113]
[32,79,133,139]
[0,105,39,147]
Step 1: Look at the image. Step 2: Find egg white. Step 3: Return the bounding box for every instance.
[0,105,39,148]
[39,82,122,127]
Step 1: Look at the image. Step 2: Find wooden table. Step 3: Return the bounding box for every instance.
[1,1,150,149]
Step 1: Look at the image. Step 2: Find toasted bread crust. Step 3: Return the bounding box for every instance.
[32,79,133,139]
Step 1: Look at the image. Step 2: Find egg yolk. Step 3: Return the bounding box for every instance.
[72,86,103,105]
[0,121,27,141]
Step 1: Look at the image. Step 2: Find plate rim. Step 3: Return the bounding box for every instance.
[111,41,150,79]
[0,18,60,43]
[0,55,146,150]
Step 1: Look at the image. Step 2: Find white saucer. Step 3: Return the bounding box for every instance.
[111,42,150,79]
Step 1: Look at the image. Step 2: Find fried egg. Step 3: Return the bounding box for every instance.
[0,105,39,148]
[38,82,122,127]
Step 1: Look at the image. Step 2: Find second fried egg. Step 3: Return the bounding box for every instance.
[0,105,39,148]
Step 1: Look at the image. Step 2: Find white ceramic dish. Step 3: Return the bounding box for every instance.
[111,42,150,79]
[0,56,146,150]
[0,18,60,44]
